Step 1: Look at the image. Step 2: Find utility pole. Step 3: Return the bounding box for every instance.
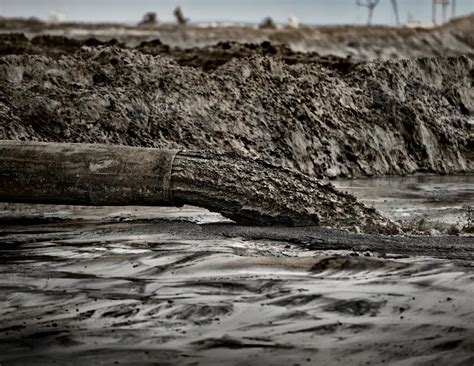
[356,0,381,25]
[451,0,456,18]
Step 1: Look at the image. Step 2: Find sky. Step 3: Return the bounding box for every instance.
[0,0,473,25]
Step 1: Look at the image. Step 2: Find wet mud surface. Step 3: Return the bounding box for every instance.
[0,207,473,365]
[0,33,356,73]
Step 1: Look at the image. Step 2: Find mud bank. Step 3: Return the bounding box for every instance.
[0,33,356,73]
[0,42,472,178]
[0,210,473,365]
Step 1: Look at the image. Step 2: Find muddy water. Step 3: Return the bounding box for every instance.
[334,175,474,226]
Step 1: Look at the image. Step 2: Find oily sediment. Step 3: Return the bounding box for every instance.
[0,14,472,71]
[0,44,472,178]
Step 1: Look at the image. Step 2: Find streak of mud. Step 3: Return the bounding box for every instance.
[0,211,473,365]
[0,33,358,73]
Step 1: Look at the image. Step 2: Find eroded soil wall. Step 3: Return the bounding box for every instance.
[0,44,472,178]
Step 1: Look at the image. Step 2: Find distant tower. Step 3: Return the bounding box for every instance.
[432,0,450,24]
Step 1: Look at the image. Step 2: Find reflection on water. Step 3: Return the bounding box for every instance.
[334,175,474,225]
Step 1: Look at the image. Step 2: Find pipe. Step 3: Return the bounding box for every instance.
[0,140,393,230]
[0,140,179,206]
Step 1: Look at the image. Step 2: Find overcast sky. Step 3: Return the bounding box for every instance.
[0,0,473,25]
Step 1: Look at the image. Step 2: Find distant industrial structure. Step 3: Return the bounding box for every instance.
[356,0,399,25]
[432,0,457,24]
[174,6,189,25]
[356,0,458,25]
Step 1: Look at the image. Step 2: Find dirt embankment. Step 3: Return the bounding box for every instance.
[0,33,357,72]
[0,41,472,178]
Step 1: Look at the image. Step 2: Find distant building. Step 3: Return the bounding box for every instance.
[48,11,65,24]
